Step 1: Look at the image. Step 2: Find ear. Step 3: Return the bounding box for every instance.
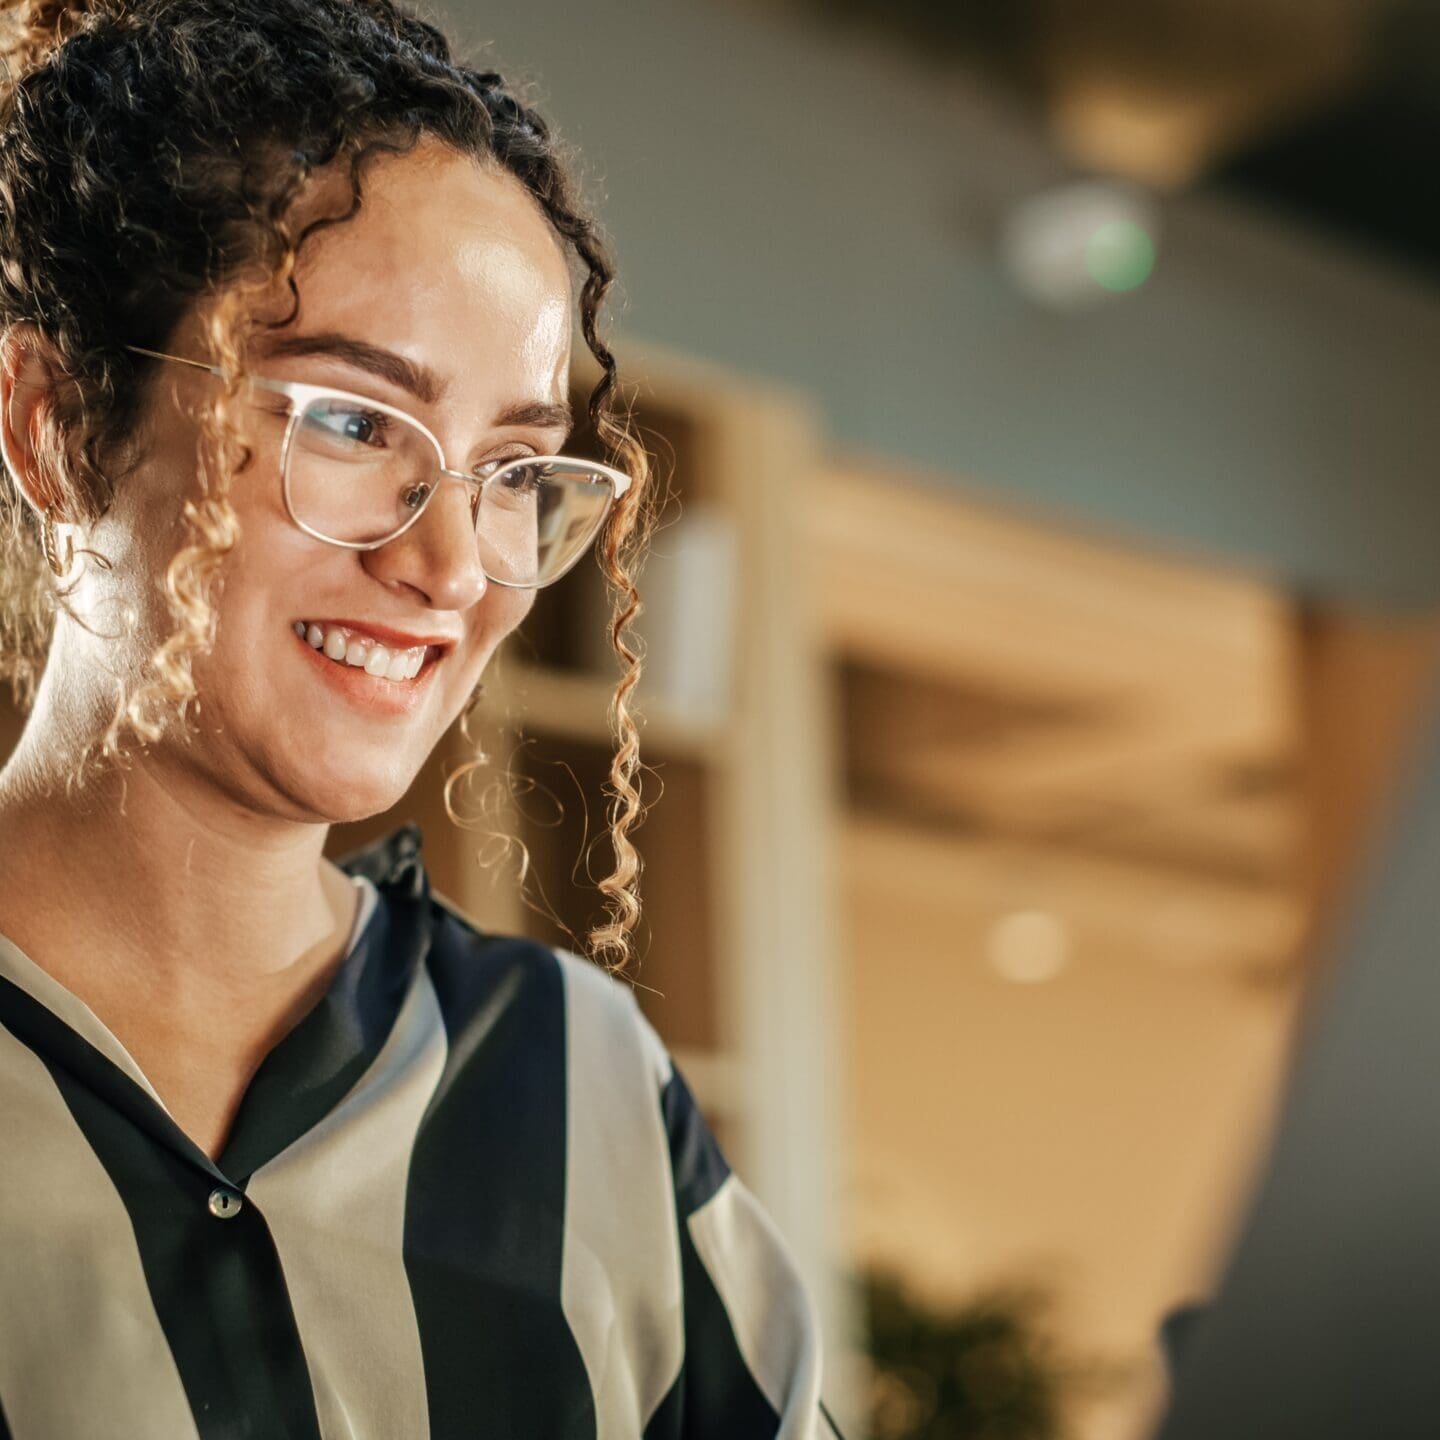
[0,321,72,519]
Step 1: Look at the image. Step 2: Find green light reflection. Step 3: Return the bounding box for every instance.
[1085,220,1156,293]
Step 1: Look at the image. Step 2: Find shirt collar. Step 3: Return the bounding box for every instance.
[335,820,429,903]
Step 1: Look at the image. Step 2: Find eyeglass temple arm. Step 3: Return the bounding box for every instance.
[126,344,217,373]
[124,345,286,395]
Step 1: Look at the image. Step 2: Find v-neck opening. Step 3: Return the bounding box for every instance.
[0,824,436,1185]
[213,873,399,1183]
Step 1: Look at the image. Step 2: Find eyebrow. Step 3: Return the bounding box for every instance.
[256,331,574,434]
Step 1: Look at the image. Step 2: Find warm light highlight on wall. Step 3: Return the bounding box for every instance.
[987,908,1072,984]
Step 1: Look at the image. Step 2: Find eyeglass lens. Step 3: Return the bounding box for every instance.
[284,395,618,586]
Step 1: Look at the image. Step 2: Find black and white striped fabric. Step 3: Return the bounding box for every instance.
[0,823,845,1439]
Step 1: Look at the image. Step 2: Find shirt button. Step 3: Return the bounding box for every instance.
[208,1187,244,1220]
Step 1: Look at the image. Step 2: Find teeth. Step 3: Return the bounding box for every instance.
[294,621,429,683]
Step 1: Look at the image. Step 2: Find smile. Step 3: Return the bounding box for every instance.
[293,620,432,682]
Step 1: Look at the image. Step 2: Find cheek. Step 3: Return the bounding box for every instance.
[109,410,286,589]
[227,430,290,525]
[75,475,196,652]
[451,588,535,683]
[467,588,534,665]
[503,587,538,630]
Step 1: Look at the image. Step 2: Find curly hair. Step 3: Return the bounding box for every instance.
[0,0,658,976]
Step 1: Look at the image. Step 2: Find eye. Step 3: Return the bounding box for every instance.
[303,401,396,450]
[472,450,537,481]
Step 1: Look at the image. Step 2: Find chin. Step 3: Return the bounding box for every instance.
[335,769,421,824]
[318,789,411,827]
[272,750,423,826]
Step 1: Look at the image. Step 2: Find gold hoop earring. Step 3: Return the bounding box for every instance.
[41,507,74,577]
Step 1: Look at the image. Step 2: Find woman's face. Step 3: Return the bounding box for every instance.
[78,139,573,824]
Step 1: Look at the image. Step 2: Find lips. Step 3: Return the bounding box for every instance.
[301,618,459,655]
[289,616,452,717]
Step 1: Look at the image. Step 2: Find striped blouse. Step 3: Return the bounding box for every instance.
[0,822,845,1439]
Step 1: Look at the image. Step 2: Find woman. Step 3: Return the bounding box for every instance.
[0,0,844,1435]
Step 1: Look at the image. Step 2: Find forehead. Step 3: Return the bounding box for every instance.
[264,140,574,402]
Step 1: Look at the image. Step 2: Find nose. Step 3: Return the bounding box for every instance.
[361,471,489,611]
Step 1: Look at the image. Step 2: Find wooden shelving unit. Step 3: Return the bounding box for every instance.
[798,456,1321,1440]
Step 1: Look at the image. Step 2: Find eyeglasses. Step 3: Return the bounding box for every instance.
[124,344,633,590]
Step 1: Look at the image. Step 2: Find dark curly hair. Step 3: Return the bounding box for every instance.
[0,0,658,976]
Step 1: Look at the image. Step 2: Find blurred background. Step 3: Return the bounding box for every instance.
[6,0,1440,1435]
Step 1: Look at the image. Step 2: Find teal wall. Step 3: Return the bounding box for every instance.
[442,0,1440,607]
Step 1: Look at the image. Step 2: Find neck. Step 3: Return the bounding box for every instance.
[0,713,356,1042]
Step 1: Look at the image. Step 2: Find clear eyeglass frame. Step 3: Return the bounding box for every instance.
[124,343,634,590]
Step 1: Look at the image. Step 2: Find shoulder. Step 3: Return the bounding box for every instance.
[426,894,704,1224]
[426,889,673,1095]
